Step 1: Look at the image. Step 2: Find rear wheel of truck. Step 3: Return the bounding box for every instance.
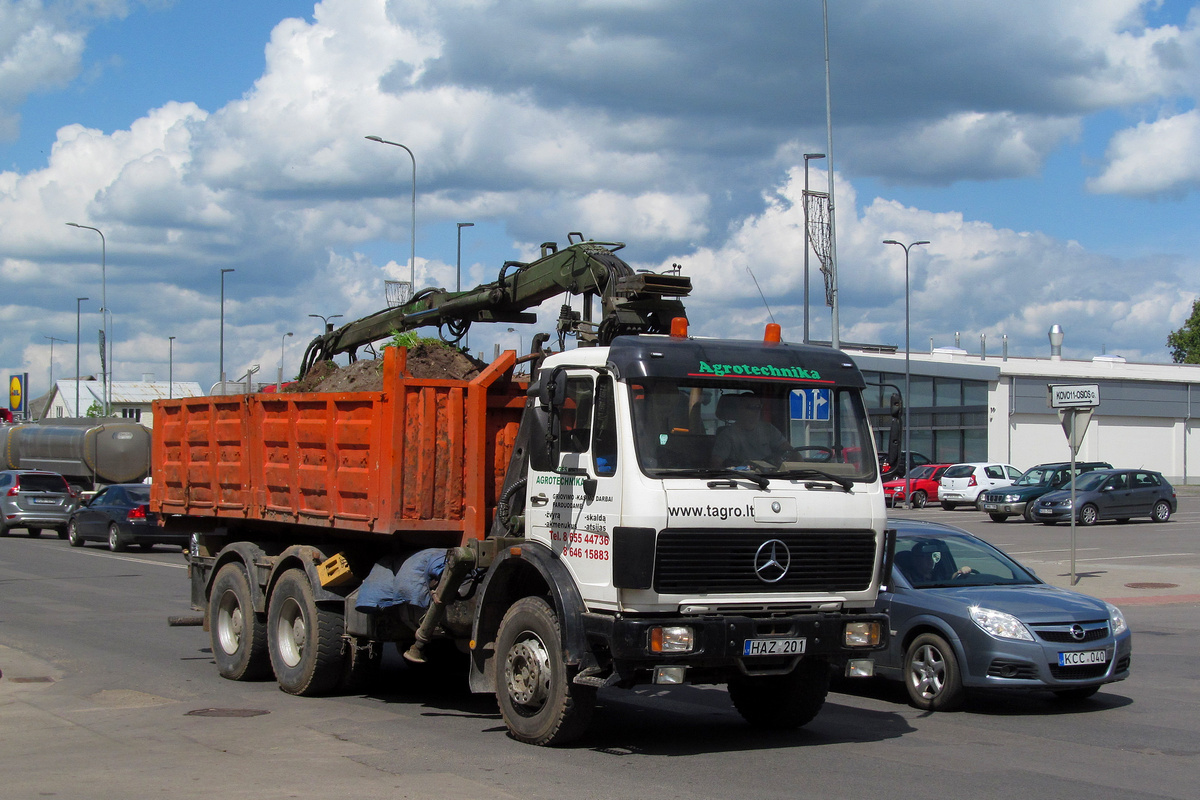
[267,568,344,696]
[210,563,271,681]
[495,596,596,746]
[728,658,830,729]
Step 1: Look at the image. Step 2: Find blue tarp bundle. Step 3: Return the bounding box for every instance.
[355,548,447,612]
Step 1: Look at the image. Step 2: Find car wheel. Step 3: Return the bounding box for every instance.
[27,527,42,537]
[1151,500,1172,523]
[903,632,964,711]
[1023,503,1039,523]
[0,522,8,537]
[495,596,596,746]
[911,490,927,509]
[988,513,1009,522]
[108,523,127,552]
[1053,686,1100,702]
[940,502,956,511]
[1041,520,1059,526]
[1078,504,1099,526]
[210,563,271,681]
[67,520,85,547]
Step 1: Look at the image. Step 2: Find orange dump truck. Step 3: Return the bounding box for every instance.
[155,333,892,746]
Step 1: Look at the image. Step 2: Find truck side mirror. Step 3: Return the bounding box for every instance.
[882,392,902,480]
[530,367,567,470]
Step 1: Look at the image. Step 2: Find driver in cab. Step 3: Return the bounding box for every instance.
[712,393,790,467]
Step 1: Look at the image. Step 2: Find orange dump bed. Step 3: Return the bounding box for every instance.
[150,347,527,545]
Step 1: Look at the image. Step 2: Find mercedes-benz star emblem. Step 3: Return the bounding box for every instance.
[754,539,791,584]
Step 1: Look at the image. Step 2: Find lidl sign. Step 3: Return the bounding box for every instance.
[9,374,25,414]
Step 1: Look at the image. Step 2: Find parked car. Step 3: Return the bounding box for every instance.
[884,463,951,508]
[0,469,79,538]
[980,461,1112,522]
[1031,469,1176,525]
[873,518,1132,710]
[66,483,186,551]
[939,462,1022,510]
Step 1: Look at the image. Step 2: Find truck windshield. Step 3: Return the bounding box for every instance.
[629,380,876,481]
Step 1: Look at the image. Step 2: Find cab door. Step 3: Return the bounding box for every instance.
[525,374,622,597]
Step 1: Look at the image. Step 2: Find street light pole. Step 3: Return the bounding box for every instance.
[220,268,235,388]
[278,332,293,391]
[75,296,88,416]
[366,136,417,300]
[456,222,475,293]
[822,0,841,349]
[883,239,930,508]
[168,336,176,399]
[44,336,67,398]
[802,153,825,344]
[66,222,107,415]
[308,313,343,334]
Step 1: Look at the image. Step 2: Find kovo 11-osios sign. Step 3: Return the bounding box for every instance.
[1048,383,1100,408]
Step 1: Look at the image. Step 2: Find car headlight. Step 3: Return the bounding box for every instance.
[969,605,1034,641]
[1004,494,1020,502]
[1106,602,1128,636]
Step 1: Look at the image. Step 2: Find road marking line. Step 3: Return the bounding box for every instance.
[28,542,188,569]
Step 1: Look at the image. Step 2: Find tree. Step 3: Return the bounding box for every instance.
[1167,299,1200,364]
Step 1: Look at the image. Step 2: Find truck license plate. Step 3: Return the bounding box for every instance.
[742,638,806,656]
[1058,649,1108,666]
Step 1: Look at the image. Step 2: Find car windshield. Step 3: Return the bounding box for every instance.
[894,534,1039,588]
[1014,467,1056,486]
[1065,471,1110,492]
[629,380,876,482]
[907,465,934,481]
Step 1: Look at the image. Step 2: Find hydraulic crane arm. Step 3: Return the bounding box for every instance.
[299,233,691,376]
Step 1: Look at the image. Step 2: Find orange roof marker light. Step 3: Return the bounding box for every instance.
[764,323,782,344]
[670,317,689,338]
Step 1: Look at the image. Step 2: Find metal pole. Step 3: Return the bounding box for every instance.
[44,336,66,398]
[76,296,88,416]
[66,223,106,414]
[220,268,235,387]
[822,0,840,349]
[1070,409,1078,585]
[883,240,929,507]
[168,336,175,399]
[278,332,293,392]
[802,154,824,344]
[457,222,475,348]
[308,313,343,334]
[366,136,417,296]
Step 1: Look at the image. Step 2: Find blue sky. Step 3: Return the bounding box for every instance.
[4,0,1200,399]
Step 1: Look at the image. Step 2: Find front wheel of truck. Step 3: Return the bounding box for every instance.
[495,596,595,746]
[267,568,344,696]
[210,563,271,681]
[728,658,830,729]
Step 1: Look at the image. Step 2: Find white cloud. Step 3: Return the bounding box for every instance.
[1088,109,1200,195]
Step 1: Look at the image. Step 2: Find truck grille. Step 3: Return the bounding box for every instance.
[653,529,877,594]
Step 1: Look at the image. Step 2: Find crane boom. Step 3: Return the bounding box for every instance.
[299,234,691,376]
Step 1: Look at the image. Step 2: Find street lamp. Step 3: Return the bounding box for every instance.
[66,222,107,415]
[308,313,343,333]
[75,297,88,416]
[883,239,930,508]
[366,135,417,299]
[278,332,293,391]
[507,327,522,356]
[220,268,235,388]
[802,153,825,343]
[456,222,474,293]
[44,336,67,396]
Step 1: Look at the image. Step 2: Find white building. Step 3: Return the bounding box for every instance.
[849,345,1200,485]
[38,378,205,428]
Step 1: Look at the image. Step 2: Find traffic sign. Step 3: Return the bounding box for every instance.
[790,388,830,421]
[1048,383,1099,408]
[1058,407,1093,455]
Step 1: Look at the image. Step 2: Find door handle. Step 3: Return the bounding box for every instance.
[531,493,549,507]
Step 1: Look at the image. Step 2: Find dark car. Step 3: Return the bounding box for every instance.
[980,461,1112,523]
[1032,469,1176,525]
[872,519,1131,710]
[0,469,79,538]
[66,483,186,551]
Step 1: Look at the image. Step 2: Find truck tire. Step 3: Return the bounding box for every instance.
[495,596,596,746]
[210,563,271,681]
[728,658,830,729]
[267,568,344,696]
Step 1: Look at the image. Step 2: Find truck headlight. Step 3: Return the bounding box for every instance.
[969,606,1033,641]
[843,621,882,647]
[649,626,694,654]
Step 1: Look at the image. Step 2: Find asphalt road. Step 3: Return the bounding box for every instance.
[1,518,1198,800]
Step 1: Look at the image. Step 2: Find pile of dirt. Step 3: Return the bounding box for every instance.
[282,343,488,393]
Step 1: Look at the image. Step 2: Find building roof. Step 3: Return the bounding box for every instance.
[39,378,206,417]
